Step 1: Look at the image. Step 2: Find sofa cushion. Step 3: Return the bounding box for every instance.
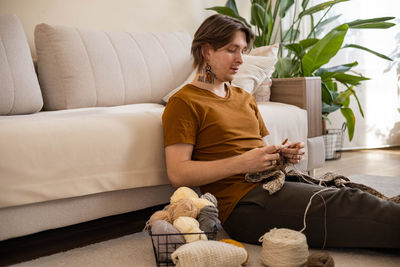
[34,24,192,110]
[0,14,43,115]
[258,102,308,170]
[0,104,170,208]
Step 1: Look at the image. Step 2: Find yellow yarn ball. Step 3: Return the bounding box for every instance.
[173,216,207,243]
[170,187,199,203]
[167,198,199,221]
[192,198,215,210]
[220,239,249,265]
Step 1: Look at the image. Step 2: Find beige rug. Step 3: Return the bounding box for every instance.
[13,174,400,266]
[12,229,400,267]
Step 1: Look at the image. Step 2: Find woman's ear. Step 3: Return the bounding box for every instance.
[201,43,212,62]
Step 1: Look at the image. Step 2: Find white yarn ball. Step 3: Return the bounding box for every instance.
[259,228,309,267]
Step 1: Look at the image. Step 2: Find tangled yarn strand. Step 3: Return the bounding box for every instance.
[300,187,336,233]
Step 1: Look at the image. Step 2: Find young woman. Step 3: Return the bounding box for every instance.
[162,14,400,248]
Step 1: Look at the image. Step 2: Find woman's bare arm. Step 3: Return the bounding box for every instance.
[165,143,281,187]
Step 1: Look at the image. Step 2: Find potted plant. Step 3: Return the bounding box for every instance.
[206,0,395,142]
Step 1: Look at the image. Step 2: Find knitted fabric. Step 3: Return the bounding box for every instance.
[246,160,400,203]
[171,240,247,267]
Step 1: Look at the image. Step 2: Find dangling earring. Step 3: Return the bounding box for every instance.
[205,63,215,84]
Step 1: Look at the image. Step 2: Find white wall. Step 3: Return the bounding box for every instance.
[0,0,251,59]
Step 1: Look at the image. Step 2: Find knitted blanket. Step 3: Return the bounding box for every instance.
[245,163,400,204]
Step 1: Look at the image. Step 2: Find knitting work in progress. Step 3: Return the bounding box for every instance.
[245,156,400,204]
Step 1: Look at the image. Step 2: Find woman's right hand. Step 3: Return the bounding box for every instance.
[238,145,282,173]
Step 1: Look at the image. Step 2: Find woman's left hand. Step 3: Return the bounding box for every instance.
[281,141,305,164]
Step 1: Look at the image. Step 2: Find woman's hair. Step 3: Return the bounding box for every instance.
[191,14,255,71]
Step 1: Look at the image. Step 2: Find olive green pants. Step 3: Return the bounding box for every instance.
[224,178,400,248]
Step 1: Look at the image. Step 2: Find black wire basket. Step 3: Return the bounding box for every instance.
[149,229,217,267]
[323,123,347,160]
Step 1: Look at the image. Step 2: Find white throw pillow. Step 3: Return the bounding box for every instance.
[162,53,277,103]
[249,44,279,102]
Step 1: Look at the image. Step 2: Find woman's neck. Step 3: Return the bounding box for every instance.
[191,73,227,98]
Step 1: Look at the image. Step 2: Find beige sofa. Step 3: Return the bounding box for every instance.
[0,14,324,241]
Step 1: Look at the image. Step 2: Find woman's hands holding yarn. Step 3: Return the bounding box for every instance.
[239,145,282,173]
[281,142,305,164]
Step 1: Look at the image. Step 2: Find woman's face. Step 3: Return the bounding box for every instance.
[205,30,247,83]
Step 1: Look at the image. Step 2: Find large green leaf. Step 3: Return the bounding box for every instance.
[332,73,370,85]
[302,0,310,10]
[346,17,395,27]
[322,102,341,114]
[302,24,348,76]
[299,38,319,49]
[350,87,365,117]
[280,0,295,18]
[340,108,355,141]
[275,57,297,78]
[343,44,393,61]
[350,22,395,29]
[251,3,269,31]
[321,82,334,104]
[225,0,239,16]
[333,88,353,105]
[316,61,358,79]
[254,36,266,47]
[284,43,303,58]
[299,0,349,18]
[206,7,251,27]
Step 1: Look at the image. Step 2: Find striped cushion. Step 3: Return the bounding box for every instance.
[0,14,43,115]
[35,23,192,110]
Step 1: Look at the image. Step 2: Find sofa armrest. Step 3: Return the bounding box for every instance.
[270,77,322,138]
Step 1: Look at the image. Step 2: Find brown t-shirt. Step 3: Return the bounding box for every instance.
[162,83,269,223]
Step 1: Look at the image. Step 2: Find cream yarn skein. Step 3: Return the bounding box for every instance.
[259,228,309,267]
[173,216,207,243]
[170,187,199,203]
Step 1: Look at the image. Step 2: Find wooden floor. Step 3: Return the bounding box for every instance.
[315,147,400,177]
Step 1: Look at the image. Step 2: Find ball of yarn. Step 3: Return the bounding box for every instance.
[220,239,249,265]
[259,228,309,267]
[200,192,218,207]
[167,198,199,222]
[151,220,185,262]
[197,205,219,233]
[173,216,207,243]
[192,198,215,210]
[149,210,172,225]
[306,252,334,267]
[170,187,199,203]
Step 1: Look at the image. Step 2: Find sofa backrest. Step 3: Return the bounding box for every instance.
[0,14,43,115]
[35,23,193,110]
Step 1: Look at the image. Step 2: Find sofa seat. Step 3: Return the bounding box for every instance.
[0,101,308,210]
[0,103,169,208]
